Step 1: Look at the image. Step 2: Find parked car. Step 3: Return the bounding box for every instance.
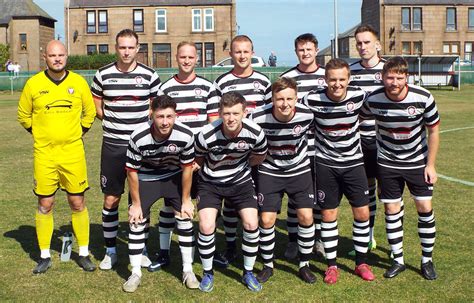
[212,56,266,68]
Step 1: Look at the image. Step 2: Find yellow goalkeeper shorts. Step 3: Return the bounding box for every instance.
[33,140,89,196]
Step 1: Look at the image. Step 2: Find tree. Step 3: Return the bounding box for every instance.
[0,44,10,71]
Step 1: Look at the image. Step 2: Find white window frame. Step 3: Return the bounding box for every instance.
[204,8,214,32]
[192,9,202,32]
[155,9,167,33]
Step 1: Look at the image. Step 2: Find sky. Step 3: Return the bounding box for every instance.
[34,0,362,66]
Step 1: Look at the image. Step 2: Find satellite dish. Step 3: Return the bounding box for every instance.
[73,30,78,43]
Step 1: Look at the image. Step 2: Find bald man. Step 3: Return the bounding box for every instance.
[18,40,97,274]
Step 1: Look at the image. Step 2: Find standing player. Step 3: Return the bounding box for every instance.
[91,29,161,270]
[303,59,375,284]
[195,92,267,292]
[209,35,272,265]
[251,77,316,284]
[361,57,440,280]
[347,25,386,256]
[148,41,217,271]
[122,96,197,292]
[280,33,326,259]
[18,40,96,273]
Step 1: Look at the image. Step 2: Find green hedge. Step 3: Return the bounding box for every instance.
[66,53,117,70]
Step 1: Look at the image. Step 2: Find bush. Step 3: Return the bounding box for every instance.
[0,44,10,71]
[66,53,117,70]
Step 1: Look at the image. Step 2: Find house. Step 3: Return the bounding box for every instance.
[0,0,56,71]
[362,0,474,61]
[65,0,236,68]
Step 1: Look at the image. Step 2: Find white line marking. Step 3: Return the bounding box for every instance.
[440,126,474,134]
[437,126,474,186]
[438,174,474,187]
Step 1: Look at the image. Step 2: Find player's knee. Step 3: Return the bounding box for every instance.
[199,221,215,235]
[299,214,314,226]
[384,201,402,214]
[38,204,53,214]
[242,220,258,231]
[104,194,120,208]
[259,215,275,229]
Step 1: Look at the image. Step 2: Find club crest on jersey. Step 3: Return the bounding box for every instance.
[194,88,203,98]
[135,76,143,87]
[317,78,325,86]
[407,106,417,117]
[237,140,249,150]
[166,144,178,153]
[68,87,74,94]
[292,124,302,136]
[346,101,355,113]
[253,81,260,92]
[374,72,382,82]
[317,190,325,203]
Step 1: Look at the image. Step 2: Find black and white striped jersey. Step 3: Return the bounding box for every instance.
[361,84,440,169]
[126,120,195,181]
[280,65,327,158]
[303,86,367,168]
[195,118,267,185]
[349,59,385,146]
[280,65,327,100]
[91,62,161,146]
[208,70,271,117]
[158,75,217,135]
[251,103,314,177]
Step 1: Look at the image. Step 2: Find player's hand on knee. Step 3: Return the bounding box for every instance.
[181,200,195,219]
[128,204,143,224]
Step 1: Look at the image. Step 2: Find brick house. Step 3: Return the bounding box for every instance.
[362,0,474,61]
[65,0,236,68]
[0,0,56,71]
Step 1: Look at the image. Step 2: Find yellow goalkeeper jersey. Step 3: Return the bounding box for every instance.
[17,70,96,149]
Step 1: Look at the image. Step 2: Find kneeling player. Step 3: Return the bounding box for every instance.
[303,59,375,284]
[123,96,197,292]
[251,77,316,283]
[195,92,267,292]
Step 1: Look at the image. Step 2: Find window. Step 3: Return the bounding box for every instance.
[413,8,422,31]
[99,44,108,54]
[413,41,423,55]
[401,7,422,31]
[192,9,202,31]
[152,43,171,68]
[465,42,472,62]
[138,43,149,65]
[204,8,214,31]
[134,9,144,32]
[469,8,474,30]
[98,10,108,33]
[87,11,96,33]
[87,45,97,55]
[19,34,27,51]
[156,9,167,32]
[401,8,411,31]
[443,42,460,54]
[402,42,411,55]
[195,42,203,67]
[446,8,456,31]
[204,42,215,66]
[192,8,214,32]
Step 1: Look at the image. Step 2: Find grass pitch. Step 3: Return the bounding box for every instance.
[0,86,473,302]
